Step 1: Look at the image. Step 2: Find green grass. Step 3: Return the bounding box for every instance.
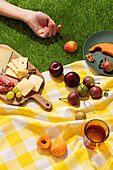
[0,0,112,72]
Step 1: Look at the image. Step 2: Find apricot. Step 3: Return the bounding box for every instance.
[64,41,77,53]
[50,141,67,157]
[37,135,52,149]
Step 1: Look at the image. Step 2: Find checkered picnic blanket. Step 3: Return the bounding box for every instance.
[0,60,113,170]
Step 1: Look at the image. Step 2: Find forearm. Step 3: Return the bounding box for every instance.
[0,0,30,22]
[0,0,61,38]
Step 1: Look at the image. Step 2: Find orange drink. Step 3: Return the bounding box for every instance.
[84,119,110,150]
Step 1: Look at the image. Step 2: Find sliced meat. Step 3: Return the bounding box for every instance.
[0,75,14,87]
[0,85,13,92]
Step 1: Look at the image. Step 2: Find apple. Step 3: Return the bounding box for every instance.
[90,86,102,99]
[75,111,86,120]
[64,41,77,53]
[49,61,63,77]
[83,76,95,89]
[67,91,80,105]
[77,84,89,97]
[64,71,80,87]
[102,61,113,73]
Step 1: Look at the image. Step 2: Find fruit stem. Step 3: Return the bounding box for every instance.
[59,97,68,103]
[85,82,88,86]
[83,101,86,106]
[104,57,106,62]
[104,89,109,91]
[59,97,67,100]
[95,82,100,84]
[79,96,89,100]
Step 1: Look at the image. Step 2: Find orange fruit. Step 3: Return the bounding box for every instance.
[37,135,52,149]
[50,141,67,157]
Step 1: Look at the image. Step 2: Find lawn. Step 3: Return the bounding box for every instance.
[0,0,112,73]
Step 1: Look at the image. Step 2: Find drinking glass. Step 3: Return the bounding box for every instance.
[83,119,110,150]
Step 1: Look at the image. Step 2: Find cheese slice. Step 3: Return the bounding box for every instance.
[0,60,3,74]
[29,75,43,92]
[5,68,21,79]
[19,73,28,79]
[17,70,28,74]
[18,57,28,71]
[12,58,19,68]
[0,47,12,71]
[16,78,34,97]
[7,62,20,77]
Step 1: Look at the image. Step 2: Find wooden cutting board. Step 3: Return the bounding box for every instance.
[0,44,52,111]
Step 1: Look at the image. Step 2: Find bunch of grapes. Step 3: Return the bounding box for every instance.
[6,87,22,99]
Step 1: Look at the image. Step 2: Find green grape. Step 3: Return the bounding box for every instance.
[6,91,14,99]
[16,91,22,98]
[104,92,108,97]
[13,86,19,93]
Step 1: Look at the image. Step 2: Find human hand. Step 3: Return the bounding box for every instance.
[25,11,61,38]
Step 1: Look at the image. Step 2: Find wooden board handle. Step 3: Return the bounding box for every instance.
[31,94,52,111]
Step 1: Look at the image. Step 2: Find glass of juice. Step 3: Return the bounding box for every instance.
[83,119,110,150]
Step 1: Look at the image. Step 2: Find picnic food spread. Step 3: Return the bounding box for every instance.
[2,54,44,97]
[85,43,113,74]
[0,45,52,111]
[0,31,113,170]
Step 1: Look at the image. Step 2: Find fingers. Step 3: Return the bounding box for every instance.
[36,27,49,38]
[57,25,61,33]
[45,16,61,37]
[48,21,57,37]
[48,22,53,37]
[48,22,61,37]
[36,21,61,38]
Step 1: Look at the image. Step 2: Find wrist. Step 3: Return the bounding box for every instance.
[18,9,31,23]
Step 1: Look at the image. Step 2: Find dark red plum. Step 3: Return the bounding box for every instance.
[64,72,80,87]
[49,61,63,77]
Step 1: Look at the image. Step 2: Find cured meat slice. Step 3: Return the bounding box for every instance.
[0,75,14,87]
[0,81,6,86]
[89,43,113,56]
[0,85,13,92]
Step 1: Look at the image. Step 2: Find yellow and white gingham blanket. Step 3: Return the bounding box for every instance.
[0,60,113,170]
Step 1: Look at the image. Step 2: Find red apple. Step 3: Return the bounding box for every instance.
[83,76,95,89]
[64,41,77,53]
[67,91,80,105]
[49,61,63,77]
[64,71,80,87]
[90,86,102,99]
[102,61,113,73]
